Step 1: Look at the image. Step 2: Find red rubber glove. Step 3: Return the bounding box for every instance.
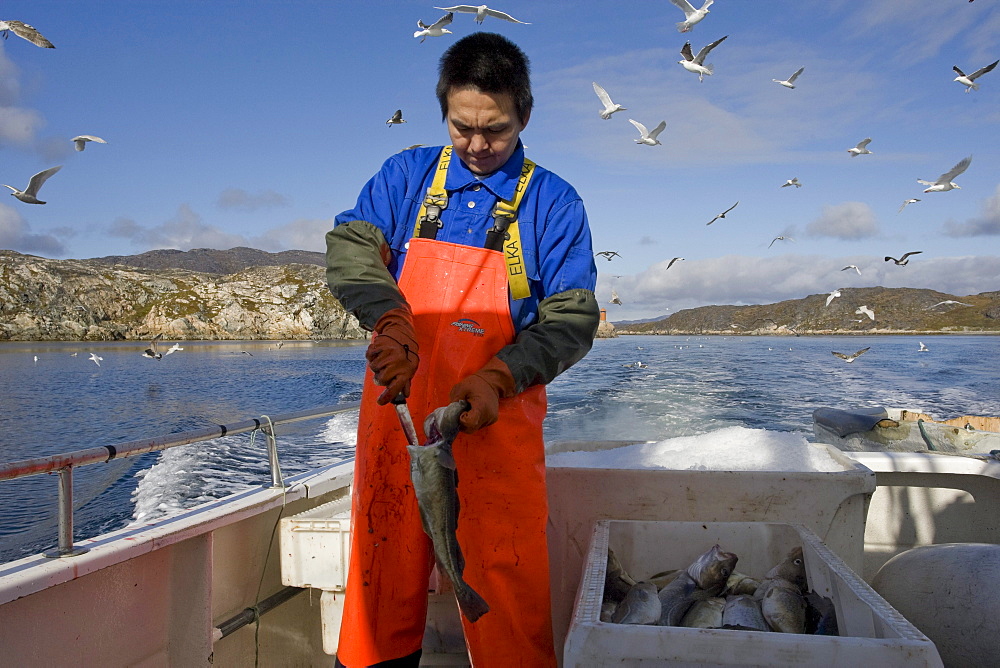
[448,356,517,433]
[366,307,419,405]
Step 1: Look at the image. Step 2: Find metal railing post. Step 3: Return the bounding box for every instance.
[45,466,89,558]
[263,423,284,489]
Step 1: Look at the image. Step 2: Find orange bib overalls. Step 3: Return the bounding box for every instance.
[337,153,556,667]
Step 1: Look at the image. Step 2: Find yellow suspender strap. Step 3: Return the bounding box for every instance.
[413,146,452,239]
[494,158,535,300]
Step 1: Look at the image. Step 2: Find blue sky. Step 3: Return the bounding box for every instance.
[1,0,998,320]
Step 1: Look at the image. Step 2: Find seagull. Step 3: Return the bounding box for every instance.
[386,109,406,126]
[595,251,621,261]
[275,341,284,349]
[768,235,793,248]
[884,251,922,266]
[781,177,801,188]
[414,12,453,42]
[953,60,998,93]
[666,257,685,269]
[622,361,648,369]
[924,300,973,309]
[89,353,103,367]
[706,200,739,225]
[772,67,804,89]
[3,165,62,204]
[898,198,920,213]
[592,82,626,120]
[842,265,862,275]
[72,135,107,152]
[163,343,184,355]
[610,290,623,306]
[0,20,55,48]
[629,119,666,146]
[670,0,713,33]
[240,350,254,357]
[918,342,929,352]
[678,36,728,82]
[142,334,163,360]
[33,355,38,365]
[847,138,873,157]
[825,290,841,307]
[434,5,529,24]
[832,346,870,363]
[856,305,875,321]
[918,156,971,193]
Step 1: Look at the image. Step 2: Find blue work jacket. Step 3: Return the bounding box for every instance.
[334,141,598,333]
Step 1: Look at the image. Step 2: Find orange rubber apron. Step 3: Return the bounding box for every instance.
[337,237,556,667]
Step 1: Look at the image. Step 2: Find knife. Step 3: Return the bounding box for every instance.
[392,393,420,447]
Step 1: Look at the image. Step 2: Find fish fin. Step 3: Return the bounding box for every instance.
[437,447,457,470]
[456,585,490,623]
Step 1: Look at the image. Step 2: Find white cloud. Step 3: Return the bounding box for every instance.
[806,202,879,240]
[217,187,290,211]
[256,218,332,253]
[0,203,65,256]
[599,254,1000,320]
[0,47,44,148]
[943,183,1000,237]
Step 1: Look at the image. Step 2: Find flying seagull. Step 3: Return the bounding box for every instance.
[164,343,184,355]
[72,135,107,152]
[953,60,998,93]
[772,67,804,89]
[768,235,793,248]
[434,5,529,24]
[918,156,971,193]
[842,265,862,275]
[898,198,920,213]
[884,251,922,266]
[706,200,739,225]
[924,300,973,309]
[669,0,713,33]
[678,36,728,82]
[610,290,623,306]
[825,290,841,307]
[847,138,873,157]
[3,165,62,204]
[918,341,929,352]
[595,250,621,261]
[781,177,801,188]
[89,353,103,367]
[856,305,875,321]
[414,12,453,42]
[0,20,54,48]
[629,119,666,146]
[832,346,870,363]
[592,82,627,119]
[386,109,406,126]
[666,257,685,269]
[142,334,164,360]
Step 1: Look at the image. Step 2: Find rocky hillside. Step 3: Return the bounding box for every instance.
[617,287,1000,335]
[87,246,325,274]
[0,250,364,341]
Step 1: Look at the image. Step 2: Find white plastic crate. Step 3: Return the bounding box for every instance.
[279,495,351,591]
[563,520,943,667]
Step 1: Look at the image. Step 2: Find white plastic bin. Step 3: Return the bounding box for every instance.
[563,520,943,667]
[279,495,351,591]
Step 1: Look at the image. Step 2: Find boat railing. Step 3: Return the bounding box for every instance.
[0,402,360,559]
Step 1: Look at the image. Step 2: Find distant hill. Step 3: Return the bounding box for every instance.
[86,247,325,275]
[614,287,1000,335]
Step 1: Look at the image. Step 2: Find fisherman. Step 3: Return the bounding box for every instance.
[325,32,599,667]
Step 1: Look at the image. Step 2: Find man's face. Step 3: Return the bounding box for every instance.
[445,86,529,176]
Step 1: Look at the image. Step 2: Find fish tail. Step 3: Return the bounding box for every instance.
[456,584,490,623]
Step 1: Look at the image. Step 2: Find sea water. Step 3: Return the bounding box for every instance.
[1,334,997,563]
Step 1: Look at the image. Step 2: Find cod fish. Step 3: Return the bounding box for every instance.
[724,571,760,596]
[612,581,661,624]
[657,571,700,626]
[760,579,807,633]
[722,594,769,632]
[763,546,807,591]
[408,401,489,623]
[680,596,726,628]
[603,548,637,621]
[687,544,739,595]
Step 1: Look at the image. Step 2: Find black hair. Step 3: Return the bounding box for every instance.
[436,32,533,125]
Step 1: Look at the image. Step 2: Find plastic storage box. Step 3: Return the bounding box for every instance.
[279,495,351,591]
[563,519,943,667]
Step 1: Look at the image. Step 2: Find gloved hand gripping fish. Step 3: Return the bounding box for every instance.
[408,401,490,622]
